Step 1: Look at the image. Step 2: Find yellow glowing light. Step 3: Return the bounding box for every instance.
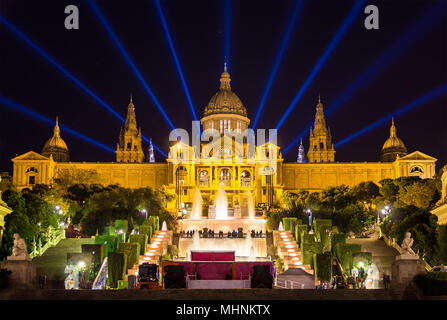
[289,253,298,257]
[288,249,295,252]
[286,245,294,249]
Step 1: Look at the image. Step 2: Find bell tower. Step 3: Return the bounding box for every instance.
[116,95,144,163]
[307,96,335,163]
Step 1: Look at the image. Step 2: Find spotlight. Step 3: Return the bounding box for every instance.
[335,83,447,148]
[325,2,447,118]
[88,0,176,131]
[0,96,115,153]
[223,0,232,67]
[0,16,166,157]
[154,0,198,122]
[283,2,446,155]
[252,0,304,130]
[275,0,367,131]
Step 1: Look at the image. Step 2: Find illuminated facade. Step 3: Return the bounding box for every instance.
[11,65,437,214]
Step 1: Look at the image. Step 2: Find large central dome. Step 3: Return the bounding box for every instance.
[203,64,248,118]
[201,64,250,133]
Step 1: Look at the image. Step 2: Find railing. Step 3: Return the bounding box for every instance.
[92,257,108,290]
[30,228,66,259]
[274,276,305,289]
[381,229,433,272]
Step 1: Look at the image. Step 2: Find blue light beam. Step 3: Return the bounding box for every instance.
[88,0,176,131]
[335,83,447,148]
[283,2,447,155]
[0,15,124,122]
[0,96,115,153]
[0,16,167,157]
[275,0,367,131]
[252,0,304,130]
[154,0,198,122]
[325,2,447,118]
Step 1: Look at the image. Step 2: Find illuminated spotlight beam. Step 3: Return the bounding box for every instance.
[224,0,231,65]
[283,2,447,155]
[0,16,167,158]
[154,0,198,122]
[0,15,124,122]
[334,83,447,148]
[325,2,447,118]
[0,96,115,153]
[252,0,304,130]
[275,0,367,131]
[88,0,176,131]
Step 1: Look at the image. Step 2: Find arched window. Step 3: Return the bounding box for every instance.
[219,168,231,186]
[241,170,251,187]
[199,170,209,187]
[26,167,38,174]
[410,166,424,175]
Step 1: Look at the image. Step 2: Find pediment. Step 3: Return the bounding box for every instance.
[12,151,50,162]
[399,151,437,161]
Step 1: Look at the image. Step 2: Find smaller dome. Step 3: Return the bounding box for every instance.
[42,117,69,162]
[381,118,406,151]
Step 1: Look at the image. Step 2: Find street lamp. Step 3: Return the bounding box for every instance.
[306,209,314,234]
[379,205,391,223]
[141,209,148,220]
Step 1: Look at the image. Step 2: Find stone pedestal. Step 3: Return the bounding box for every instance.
[391,255,426,290]
[1,259,36,289]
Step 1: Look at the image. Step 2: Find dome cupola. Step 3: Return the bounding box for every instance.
[381,118,407,162]
[42,117,70,162]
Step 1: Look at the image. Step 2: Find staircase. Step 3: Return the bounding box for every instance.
[346,237,399,287]
[273,230,312,274]
[126,230,173,279]
[33,238,95,288]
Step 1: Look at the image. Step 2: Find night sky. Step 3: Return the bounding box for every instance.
[0,0,446,174]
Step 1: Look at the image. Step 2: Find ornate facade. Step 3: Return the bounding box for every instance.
[11,64,437,214]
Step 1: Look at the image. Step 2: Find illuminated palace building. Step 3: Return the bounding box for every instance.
[12,65,437,215]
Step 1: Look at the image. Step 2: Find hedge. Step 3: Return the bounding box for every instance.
[147,216,159,232]
[103,226,116,236]
[115,220,129,240]
[282,218,302,233]
[334,243,362,273]
[352,252,372,270]
[129,234,148,255]
[107,252,127,288]
[301,232,322,267]
[118,242,140,269]
[415,272,447,296]
[313,219,332,242]
[314,252,332,282]
[117,280,128,290]
[139,225,153,243]
[95,235,118,257]
[318,226,332,253]
[295,224,308,246]
[331,233,346,255]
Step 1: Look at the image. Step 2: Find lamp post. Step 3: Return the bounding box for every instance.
[141,209,148,220]
[306,209,314,234]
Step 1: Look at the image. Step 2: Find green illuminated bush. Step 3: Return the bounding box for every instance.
[282,218,301,233]
[107,252,127,288]
[334,243,361,274]
[95,235,118,256]
[139,225,153,243]
[129,234,148,255]
[301,232,322,267]
[295,224,308,246]
[352,252,372,269]
[118,242,140,269]
[148,216,159,232]
[114,220,128,240]
[117,280,128,290]
[331,233,346,254]
[314,252,332,282]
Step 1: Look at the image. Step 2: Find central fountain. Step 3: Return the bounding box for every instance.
[179,187,267,260]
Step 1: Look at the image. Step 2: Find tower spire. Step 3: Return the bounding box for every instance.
[148,137,155,163]
[220,62,231,90]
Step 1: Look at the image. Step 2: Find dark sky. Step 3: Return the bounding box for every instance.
[0,0,446,174]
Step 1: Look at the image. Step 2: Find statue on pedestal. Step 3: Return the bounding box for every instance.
[8,233,31,261]
[401,232,417,257]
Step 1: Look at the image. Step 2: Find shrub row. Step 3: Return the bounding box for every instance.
[295,224,308,246]
[301,232,322,267]
[118,242,140,269]
[282,217,302,233]
[314,252,332,282]
[415,272,447,296]
[107,252,127,288]
[129,234,148,255]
